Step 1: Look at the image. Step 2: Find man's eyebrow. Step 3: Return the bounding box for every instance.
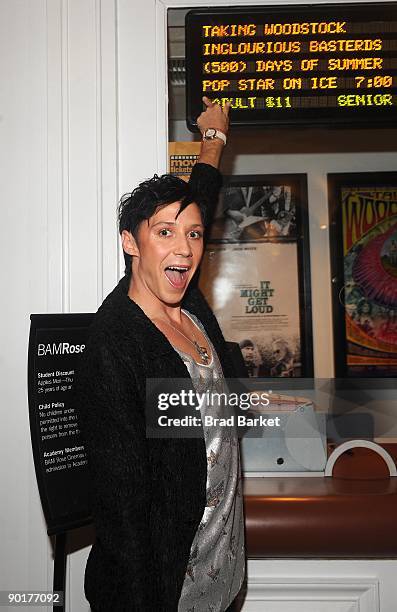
[151,221,204,228]
[151,221,175,227]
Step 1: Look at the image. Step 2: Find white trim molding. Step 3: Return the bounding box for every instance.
[47,0,118,312]
[243,576,379,612]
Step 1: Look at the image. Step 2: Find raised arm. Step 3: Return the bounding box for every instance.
[188,97,230,213]
[196,96,230,169]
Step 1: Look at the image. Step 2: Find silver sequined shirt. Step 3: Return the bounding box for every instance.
[175,310,245,612]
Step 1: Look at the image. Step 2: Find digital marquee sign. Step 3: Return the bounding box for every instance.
[185,3,397,129]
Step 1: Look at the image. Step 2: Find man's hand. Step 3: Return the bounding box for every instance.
[196,97,231,168]
[197,96,230,137]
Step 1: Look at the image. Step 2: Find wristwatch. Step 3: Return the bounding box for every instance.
[202,128,227,145]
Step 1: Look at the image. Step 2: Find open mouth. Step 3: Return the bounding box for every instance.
[164,265,191,289]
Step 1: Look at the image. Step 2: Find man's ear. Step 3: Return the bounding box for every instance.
[121,230,140,257]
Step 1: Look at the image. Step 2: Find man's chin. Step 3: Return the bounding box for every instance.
[161,287,188,307]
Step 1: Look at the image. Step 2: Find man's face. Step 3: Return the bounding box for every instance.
[272,342,287,362]
[127,201,204,306]
[241,345,254,362]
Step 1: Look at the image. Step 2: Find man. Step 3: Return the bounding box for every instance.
[77,98,244,612]
[239,339,268,377]
[270,338,294,377]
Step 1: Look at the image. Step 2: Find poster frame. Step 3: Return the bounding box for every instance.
[328,171,397,378]
[205,172,314,378]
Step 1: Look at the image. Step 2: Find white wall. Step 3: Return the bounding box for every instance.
[0,1,118,609]
[0,1,50,602]
[0,0,396,611]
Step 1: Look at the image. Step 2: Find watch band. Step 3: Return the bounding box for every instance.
[202,128,227,145]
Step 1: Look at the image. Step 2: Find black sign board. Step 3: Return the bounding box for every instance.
[28,314,94,535]
[186,3,397,129]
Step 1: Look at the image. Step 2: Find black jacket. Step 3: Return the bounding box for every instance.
[77,268,236,608]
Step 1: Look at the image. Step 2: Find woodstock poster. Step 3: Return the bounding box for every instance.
[341,181,397,376]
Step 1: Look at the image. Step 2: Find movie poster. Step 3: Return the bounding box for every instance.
[341,184,397,376]
[199,242,302,376]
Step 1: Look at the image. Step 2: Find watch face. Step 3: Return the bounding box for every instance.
[205,128,216,138]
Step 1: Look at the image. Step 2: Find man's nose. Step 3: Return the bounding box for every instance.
[174,232,192,257]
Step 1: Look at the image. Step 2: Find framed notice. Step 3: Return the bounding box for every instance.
[185,3,397,129]
[328,172,397,377]
[199,174,313,378]
[28,313,94,535]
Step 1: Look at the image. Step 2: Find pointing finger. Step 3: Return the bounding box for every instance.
[202,96,214,108]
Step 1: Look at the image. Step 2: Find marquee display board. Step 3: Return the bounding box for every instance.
[28,314,94,535]
[185,3,397,129]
